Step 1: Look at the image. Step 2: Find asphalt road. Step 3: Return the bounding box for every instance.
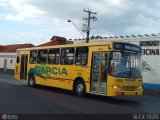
[0,74,160,116]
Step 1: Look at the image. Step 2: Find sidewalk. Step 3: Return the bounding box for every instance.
[144,90,160,97]
[0,72,14,79]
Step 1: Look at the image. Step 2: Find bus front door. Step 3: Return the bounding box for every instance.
[91,52,108,94]
[20,54,28,80]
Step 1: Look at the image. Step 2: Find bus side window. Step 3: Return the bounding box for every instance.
[30,50,37,64]
[61,48,74,65]
[48,48,60,64]
[37,49,48,64]
[75,47,88,65]
[16,51,20,63]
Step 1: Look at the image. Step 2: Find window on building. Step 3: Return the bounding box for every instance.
[30,50,37,64]
[10,59,13,64]
[48,48,60,64]
[16,51,20,63]
[37,49,48,64]
[61,48,74,65]
[75,47,88,65]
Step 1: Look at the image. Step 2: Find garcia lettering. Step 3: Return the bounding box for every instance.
[35,66,68,76]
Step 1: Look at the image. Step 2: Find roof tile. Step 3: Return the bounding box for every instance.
[0,44,34,52]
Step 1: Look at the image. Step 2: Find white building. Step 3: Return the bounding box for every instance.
[0,53,16,73]
[0,44,34,73]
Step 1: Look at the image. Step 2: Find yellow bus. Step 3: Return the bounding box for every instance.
[14,41,143,96]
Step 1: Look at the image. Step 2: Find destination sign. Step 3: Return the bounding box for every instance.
[113,42,141,53]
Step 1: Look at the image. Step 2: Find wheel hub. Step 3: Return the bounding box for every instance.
[77,84,84,93]
[30,78,34,85]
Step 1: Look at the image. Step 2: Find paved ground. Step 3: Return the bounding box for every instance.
[0,73,160,119]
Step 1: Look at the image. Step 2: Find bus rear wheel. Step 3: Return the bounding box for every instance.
[74,80,86,96]
[28,74,36,87]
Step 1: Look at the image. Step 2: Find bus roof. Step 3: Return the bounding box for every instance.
[16,41,140,51]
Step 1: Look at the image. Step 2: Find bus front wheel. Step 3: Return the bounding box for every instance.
[28,74,36,87]
[74,80,86,96]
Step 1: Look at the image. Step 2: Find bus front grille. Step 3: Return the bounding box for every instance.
[122,86,137,91]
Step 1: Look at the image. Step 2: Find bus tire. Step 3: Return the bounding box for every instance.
[74,80,86,96]
[28,74,36,87]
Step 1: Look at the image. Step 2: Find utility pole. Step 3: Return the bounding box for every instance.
[83,9,97,43]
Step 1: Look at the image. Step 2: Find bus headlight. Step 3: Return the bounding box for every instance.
[113,86,117,89]
[137,86,143,91]
[113,86,121,90]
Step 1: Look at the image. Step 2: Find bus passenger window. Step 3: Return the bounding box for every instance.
[61,48,74,65]
[37,49,48,64]
[75,47,88,65]
[48,48,60,64]
[16,51,20,63]
[30,50,37,64]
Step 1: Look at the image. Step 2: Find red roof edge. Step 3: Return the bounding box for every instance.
[0,44,34,52]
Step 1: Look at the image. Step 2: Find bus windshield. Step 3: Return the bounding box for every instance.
[110,51,142,78]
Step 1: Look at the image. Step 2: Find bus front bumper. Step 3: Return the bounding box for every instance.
[115,91,143,96]
[107,87,143,96]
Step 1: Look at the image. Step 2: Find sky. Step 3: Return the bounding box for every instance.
[0,0,160,45]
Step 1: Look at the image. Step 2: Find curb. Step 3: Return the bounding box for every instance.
[0,73,14,79]
[144,90,160,97]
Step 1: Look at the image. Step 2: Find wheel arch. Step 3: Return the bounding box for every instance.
[28,72,34,81]
[28,72,36,87]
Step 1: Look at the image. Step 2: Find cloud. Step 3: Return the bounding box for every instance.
[4,0,46,21]
[4,0,130,21]
[0,0,160,45]
[0,0,10,7]
[91,0,160,36]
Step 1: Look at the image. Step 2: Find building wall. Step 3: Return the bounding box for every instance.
[128,41,160,92]
[0,52,16,73]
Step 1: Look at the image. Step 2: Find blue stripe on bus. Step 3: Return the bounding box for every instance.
[143,83,160,91]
